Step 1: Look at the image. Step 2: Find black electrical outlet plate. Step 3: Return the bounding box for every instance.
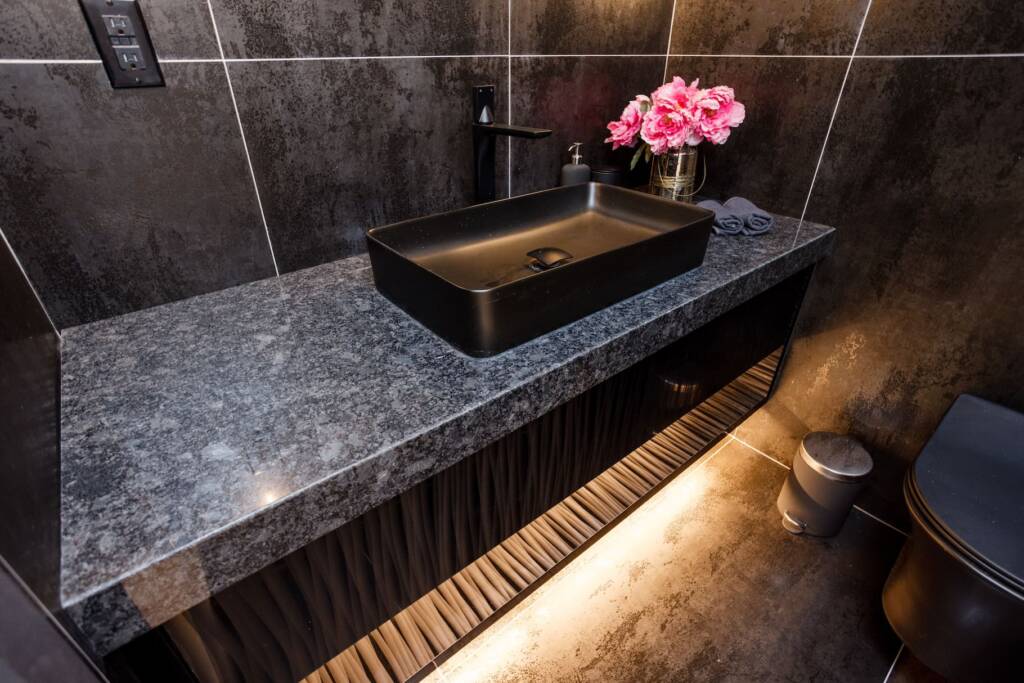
[79,0,164,88]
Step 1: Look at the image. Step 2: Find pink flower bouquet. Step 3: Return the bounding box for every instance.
[606,77,745,168]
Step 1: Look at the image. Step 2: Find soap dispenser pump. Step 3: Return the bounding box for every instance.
[560,142,591,186]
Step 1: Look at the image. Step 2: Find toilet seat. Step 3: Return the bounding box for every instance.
[909,394,1024,592]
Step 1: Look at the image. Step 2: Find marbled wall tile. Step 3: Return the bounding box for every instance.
[0,63,276,328]
[229,57,507,273]
[665,55,847,216]
[510,56,664,195]
[858,0,1024,55]
[512,0,675,55]
[736,57,1024,522]
[0,239,59,608]
[433,440,903,682]
[0,0,219,60]
[670,0,869,55]
[209,0,506,59]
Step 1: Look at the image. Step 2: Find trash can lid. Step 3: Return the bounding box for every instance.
[799,432,873,482]
[913,394,1024,585]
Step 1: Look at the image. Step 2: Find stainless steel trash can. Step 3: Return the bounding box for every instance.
[777,432,873,536]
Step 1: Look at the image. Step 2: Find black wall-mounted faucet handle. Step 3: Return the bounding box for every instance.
[473,85,553,202]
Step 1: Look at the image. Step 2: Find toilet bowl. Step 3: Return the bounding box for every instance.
[883,395,1024,683]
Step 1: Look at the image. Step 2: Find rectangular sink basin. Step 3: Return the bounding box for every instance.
[366,183,713,357]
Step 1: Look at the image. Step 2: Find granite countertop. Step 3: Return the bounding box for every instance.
[60,215,834,653]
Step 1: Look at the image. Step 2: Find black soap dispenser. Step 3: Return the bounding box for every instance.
[560,142,591,186]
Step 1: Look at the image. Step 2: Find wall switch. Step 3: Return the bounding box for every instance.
[79,0,163,88]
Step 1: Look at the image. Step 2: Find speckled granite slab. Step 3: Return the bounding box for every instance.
[60,216,833,654]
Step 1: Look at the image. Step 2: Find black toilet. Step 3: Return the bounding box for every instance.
[883,395,1024,682]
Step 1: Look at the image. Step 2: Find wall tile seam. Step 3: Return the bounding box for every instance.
[507,0,512,198]
[204,0,280,277]
[791,0,874,249]
[0,224,60,337]
[3,53,1022,67]
[663,0,679,84]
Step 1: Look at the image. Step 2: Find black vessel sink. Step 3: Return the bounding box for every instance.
[366,183,714,357]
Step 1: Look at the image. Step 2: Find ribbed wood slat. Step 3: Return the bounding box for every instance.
[304,349,779,683]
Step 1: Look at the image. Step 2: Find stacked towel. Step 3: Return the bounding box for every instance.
[696,200,744,235]
[724,197,774,235]
[697,197,774,236]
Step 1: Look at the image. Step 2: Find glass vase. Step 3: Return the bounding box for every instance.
[651,146,699,203]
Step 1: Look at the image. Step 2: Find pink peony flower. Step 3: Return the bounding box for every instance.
[641,77,704,153]
[694,85,746,145]
[605,95,650,149]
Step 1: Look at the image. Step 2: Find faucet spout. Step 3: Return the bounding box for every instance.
[472,85,552,202]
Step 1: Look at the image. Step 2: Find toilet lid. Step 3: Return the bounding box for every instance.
[913,395,1024,585]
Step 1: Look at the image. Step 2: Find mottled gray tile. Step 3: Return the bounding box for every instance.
[0,239,60,608]
[0,0,219,60]
[59,214,832,653]
[665,56,847,217]
[890,648,950,683]
[736,57,1024,523]
[510,56,664,195]
[229,57,508,273]
[858,0,1024,55]
[512,0,675,55]
[432,440,903,682]
[0,63,276,328]
[209,0,506,58]
[670,0,869,55]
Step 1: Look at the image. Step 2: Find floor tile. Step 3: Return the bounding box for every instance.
[430,438,905,682]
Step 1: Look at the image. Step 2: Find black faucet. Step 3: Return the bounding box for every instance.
[472,85,552,202]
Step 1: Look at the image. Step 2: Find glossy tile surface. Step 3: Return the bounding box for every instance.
[512,0,675,55]
[429,439,904,682]
[510,56,664,195]
[858,0,1024,55]
[665,56,847,217]
[0,63,276,328]
[670,0,869,55]
[736,57,1024,523]
[0,0,219,60]
[209,0,506,58]
[59,214,833,653]
[0,239,59,608]
[230,57,507,273]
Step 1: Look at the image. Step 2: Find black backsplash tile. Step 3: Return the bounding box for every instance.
[743,57,1024,521]
[512,0,675,55]
[210,0,506,59]
[664,56,847,216]
[670,0,869,55]
[510,56,664,195]
[0,63,276,328]
[0,240,60,608]
[858,0,1024,55]
[229,57,508,273]
[0,0,219,60]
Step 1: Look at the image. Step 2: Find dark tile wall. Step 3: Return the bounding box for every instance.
[0,0,672,327]
[0,236,60,609]
[714,1,1024,524]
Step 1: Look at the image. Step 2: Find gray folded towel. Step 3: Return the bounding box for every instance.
[696,199,744,236]
[724,196,774,235]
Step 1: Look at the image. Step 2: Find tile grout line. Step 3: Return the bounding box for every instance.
[205,0,280,277]
[791,0,873,249]
[882,643,905,683]
[4,52,1023,67]
[728,430,909,536]
[0,224,61,337]
[662,0,678,82]
[853,504,907,537]
[507,0,513,198]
